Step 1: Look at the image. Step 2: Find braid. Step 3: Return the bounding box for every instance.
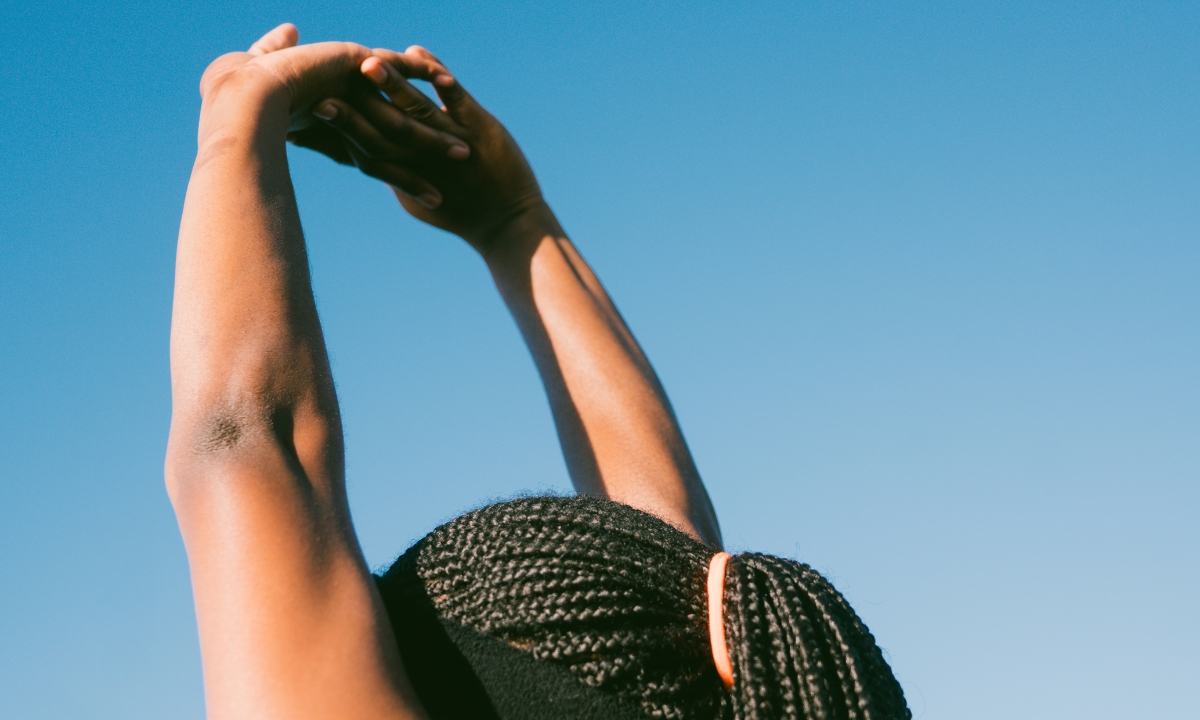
[724,554,911,720]
[376,496,909,720]
[378,496,726,719]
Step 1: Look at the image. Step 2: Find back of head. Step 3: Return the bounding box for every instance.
[376,496,910,720]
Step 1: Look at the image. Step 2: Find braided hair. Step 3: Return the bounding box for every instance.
[376,495,910,720]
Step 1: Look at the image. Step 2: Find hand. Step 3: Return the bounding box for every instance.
[196,24,466,165]
[311,47,546,255]
[196,25,366,134]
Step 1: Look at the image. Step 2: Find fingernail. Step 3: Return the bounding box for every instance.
[434,73,455,87]
[416,192,442,209]
[363,63,388,84]
[447,143,469,160]
[313,102,337,120]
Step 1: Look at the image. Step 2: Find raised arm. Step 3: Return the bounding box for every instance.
[484,206,723,548]
[165,26,459,720]
[310,49,722,546]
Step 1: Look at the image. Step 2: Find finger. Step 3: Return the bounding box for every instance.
[403,46,487,126]
[312,99,399,160]
[359,57,463,136]
[248,23,298,56]
[315,97,467,163]
[368,47,451,83]
[287,126,355,166]
[357,94,469,160]
[343,145,444,210]
[403,45,448,71]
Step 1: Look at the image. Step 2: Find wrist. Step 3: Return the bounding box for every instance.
[197,70,292,147]
[477,201,562,268]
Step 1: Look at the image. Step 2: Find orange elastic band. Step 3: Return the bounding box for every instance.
[707,551,734,690]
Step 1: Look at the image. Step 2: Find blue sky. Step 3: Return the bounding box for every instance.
[1,1,1197,718]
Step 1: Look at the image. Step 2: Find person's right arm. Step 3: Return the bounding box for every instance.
[167,27,459,720]
[311,50,722,546]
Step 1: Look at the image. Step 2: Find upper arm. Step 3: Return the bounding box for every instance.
[165,406,427,720]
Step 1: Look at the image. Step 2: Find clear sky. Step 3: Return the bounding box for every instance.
[1,1,1197,718]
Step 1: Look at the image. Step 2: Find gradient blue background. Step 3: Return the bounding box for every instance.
[2,1,1197,717]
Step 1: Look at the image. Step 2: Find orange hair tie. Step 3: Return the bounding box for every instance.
[707,551,734,690]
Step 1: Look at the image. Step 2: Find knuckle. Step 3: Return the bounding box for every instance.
[403,101,437,121]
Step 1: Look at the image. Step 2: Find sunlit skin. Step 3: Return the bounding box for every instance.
[167,23,720,720]
[311,47,723,547]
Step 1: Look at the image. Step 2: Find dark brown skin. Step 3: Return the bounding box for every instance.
[169,25,448,720]
[307,48,544,250]
[309,47,722,546]
[169,24,720,720]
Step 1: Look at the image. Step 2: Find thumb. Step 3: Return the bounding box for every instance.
[248,23,299,56]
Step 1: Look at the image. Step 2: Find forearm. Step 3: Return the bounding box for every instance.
[309,49,721,543]
[484,205,722,547]
[170,82,337,458]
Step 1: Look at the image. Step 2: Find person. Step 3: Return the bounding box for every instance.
[166,23,912,720]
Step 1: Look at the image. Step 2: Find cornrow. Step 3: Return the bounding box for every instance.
[376,496,910,720]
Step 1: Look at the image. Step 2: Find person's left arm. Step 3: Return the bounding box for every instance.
[303,50,723,546]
